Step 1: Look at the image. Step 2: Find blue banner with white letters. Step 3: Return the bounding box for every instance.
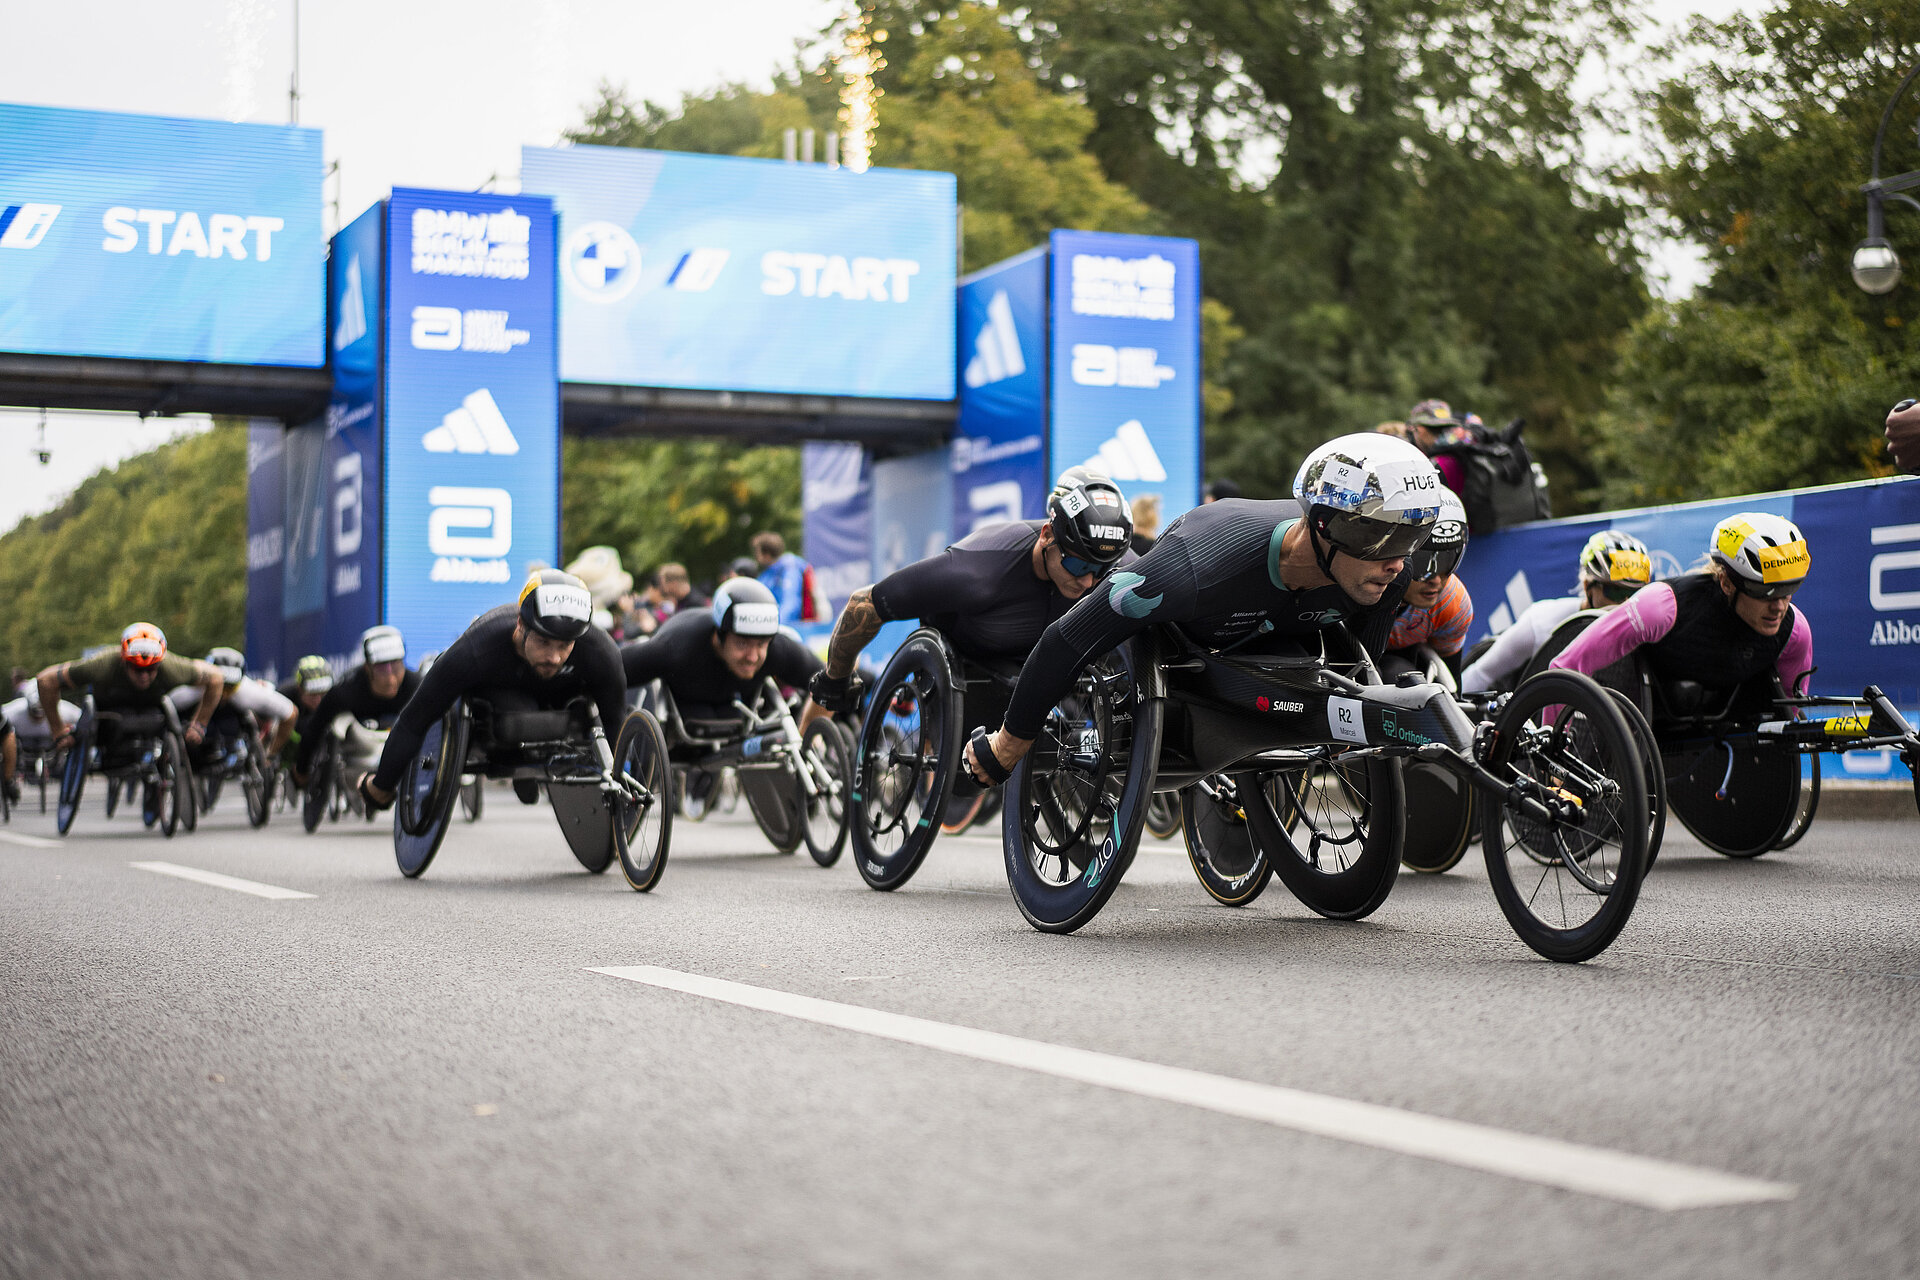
[1458,476,1920,782]
[313,203,385,667]
[0,102,323,366]
[383,189,559,657]
[520,145,956,400]
[1047,229,1202,519]
[245,420,286,681]
[953,247,1047,535]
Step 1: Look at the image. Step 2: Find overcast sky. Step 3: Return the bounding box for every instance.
[0,0,1760,532]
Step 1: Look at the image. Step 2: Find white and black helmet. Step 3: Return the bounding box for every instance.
[711,577,781,638]
[1709,512,1810,600]
[1407,488,1468,581]
[360,625,407,665]
[517,570,594,642]
[1046,466,1133,573]
[1292,433,1445,572]
[205,647,247,684]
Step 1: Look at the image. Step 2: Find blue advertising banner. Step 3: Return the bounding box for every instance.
[0,103,323,366]
[1458,476,1920,782]
[953,246,1046,535]
[383,189,559,657]
[520,145,956,400]
[318,202,385,664]
[245,420,286,681]
[1046,229,1202,518]
[802,441,872,616]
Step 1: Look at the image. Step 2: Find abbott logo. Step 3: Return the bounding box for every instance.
[423,388,519,455]
[1084,420,1167,483]
[963,289,1026,387]
[0,203,60,249]
[1070,344,1174,389]
[428,487,513,583]
[1870,522,1920,614]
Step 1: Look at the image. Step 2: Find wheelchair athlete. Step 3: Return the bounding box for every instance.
[621,577,823,730]
[274,655,335,759]
[1381,487,1473,682]
[4,681,80,809]
[359,571,625,813]
[170,648,296,757]
[39,624,224,756]
[167,647,294,824]
[810,466,1135,839]
[1461,530,1652,694]
[965,434,1435,786]
[292,627,421,793]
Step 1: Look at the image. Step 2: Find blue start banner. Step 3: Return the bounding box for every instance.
[1046,229,1202,518]
[1458,475,1920,783]
[0,102,324,367]
[520,145,956,401]
[953,246,1046,536]
[383,189,559,657]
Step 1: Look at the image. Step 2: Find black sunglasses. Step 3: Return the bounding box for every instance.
[1406,545,1464,581]
[1733,577,1801,601]
[1597,580,1642,604]
[1061,553,1114,578]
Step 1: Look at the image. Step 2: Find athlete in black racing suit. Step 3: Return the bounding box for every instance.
[964,434,1442,783]
[359,572,626,809]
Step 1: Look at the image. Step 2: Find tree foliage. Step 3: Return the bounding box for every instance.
[1589,0,1920,506]
[0,426,243,676]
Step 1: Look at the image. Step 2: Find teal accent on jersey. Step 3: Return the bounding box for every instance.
[1266,519,1300,590]
[1108,571,1163,619]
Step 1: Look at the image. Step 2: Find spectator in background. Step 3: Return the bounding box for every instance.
[1374,420,1414,444]
[1888,399,1920,473]
[1202,479,1241,504]
[1407,398,1470,497]
[753,531,827,628]
[1129,493,1162,555]
[657,563,706,622]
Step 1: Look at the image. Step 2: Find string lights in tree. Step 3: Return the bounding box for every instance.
[838,7,885,173]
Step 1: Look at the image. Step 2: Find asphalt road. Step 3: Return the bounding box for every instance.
[5,780,1919,1279]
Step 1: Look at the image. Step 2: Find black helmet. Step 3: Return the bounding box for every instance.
[517,569,594,641]
[711,577,780,638]
[1046,466,1132,572]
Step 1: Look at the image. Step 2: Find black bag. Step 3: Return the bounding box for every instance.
[1431,417,1551,532]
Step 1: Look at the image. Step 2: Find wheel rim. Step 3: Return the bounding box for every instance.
[802,725,849,847]
[1019,654,1134,887]
[859,672,944,859]
[1275,758,1372,875]
[616,727,667,876]
[1488,704,1634,934]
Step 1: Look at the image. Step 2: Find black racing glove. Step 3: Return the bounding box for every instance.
[808,669,865,714]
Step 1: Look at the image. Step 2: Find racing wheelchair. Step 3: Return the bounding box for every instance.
[638,678,851,867]
[993,623,1653,963]
[393,697,672,890]
[55,696,199,838]
[1528,611,1918,858]
[848,631,1031,889]
[302,718,389,833]
[192,707,274,829]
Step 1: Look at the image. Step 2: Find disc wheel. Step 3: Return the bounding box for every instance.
[1606,688,1665,867]
[1482,670,1650,962]
[394,705,467,878]
[799,719,852,867]
[1251,753,1404,920]
[1182,775,1275,907]
[1144,791,1182,841]
[243,736,272,829]
[1397,760,1475,874]
[850,631,963,890]
[612,710,672,892]
[1665,737,1799,858]
[302,738,334,834]
[1003,638,1162,934]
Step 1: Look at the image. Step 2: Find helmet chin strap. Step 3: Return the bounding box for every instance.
[1307,514,1341,584]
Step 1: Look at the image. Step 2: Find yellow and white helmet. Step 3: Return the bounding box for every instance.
[1709,512,1809,600]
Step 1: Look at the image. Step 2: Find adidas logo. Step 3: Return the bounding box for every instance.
[963,289,1026,388]
[333,256,367,351]
[1484,570,1537,635]
[422,388,520,455]
[1084,420,1167,483]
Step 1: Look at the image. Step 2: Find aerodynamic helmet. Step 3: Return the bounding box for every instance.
[711,577,781,638]
[1292,433,1444,571]
[360,625,407,666]
[1709,513,1810,600]
[120,623,167,669]
[1578,530,1653,587]
[1046,466,1132,574]
[517,570,595,642]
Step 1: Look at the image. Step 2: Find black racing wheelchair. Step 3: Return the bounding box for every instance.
[55,695,199,838]
[1527,611,1918,859]
[848,631,1031,890]
[393,698,672,890]
[192,707,274,829]
[637,678,852,867]
[985,623,1653,963]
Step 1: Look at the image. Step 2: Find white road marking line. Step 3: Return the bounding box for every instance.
[589,964,1795,1211]
[0,831,59,849]
[130,861,314,900]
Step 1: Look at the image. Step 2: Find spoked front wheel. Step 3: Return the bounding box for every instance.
[1251,754,1404,920]
[850,631,963,890]
[1003,639,1162,934]
[798,719,852,867]
[612,710,672,892]
[1483,670,1650,963]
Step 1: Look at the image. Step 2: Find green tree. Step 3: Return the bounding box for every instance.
[1589,0,1919,506]
[876,0,1649,503]
[0,426,244,676]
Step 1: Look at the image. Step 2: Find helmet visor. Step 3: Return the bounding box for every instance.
[1406,542,1464,581]
[1320,510,1435,562]
[1733,575,1802,601]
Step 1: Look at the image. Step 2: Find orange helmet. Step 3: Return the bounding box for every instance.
[120,622,167,668]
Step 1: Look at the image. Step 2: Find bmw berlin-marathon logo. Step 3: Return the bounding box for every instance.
[563,222,642,303]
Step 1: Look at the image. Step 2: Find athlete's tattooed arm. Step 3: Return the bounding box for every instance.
[824,587,883,679]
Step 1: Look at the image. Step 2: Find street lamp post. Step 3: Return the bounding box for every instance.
[1853,57,1920,294]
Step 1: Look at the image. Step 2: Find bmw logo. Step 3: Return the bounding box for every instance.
[563,221,642,303]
